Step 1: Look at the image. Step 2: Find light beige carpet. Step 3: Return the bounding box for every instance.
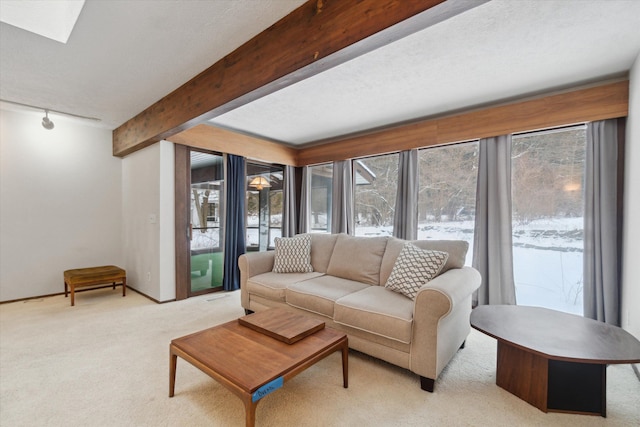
[1,288,638,426]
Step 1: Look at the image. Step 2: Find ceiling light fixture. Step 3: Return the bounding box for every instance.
[0,99,101,128]
[249,176,271,190]
[42,110,54,130]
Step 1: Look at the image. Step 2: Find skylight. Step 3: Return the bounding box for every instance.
[0,0,85,44]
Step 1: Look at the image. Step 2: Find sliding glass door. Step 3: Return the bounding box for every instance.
[189,150,225,294]
[175,146,225,299]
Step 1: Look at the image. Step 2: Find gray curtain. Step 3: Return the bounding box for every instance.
[583,119,621,325]
[473,135,516,306]
[282,165,297,237]
[298,166,310,234]
[331,160,354,234]
[393,149,418,240]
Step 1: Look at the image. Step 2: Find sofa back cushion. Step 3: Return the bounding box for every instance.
[326,234,388,285]
[380,237,469,285]
[309,233,339,273]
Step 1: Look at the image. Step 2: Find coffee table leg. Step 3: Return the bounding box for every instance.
[169,349,177,397]
[244,397,258,427]
[341,340,349,388]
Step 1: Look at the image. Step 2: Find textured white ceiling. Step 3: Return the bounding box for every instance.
[0,0,306,128]
[1,0,639,146]
[210,0,640,145]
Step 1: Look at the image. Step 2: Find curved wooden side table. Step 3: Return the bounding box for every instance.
[471,305,640,417]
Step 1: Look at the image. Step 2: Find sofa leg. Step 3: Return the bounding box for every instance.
[460,340,466,350]
[244,309,254,315]
[420,376,435,392]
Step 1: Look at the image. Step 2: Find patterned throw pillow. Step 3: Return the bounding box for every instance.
[272,234,313,273]
[384,243,449,300]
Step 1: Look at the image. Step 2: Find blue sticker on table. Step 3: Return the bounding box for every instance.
[252,377,284,402]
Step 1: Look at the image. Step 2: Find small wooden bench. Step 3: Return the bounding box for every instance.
[63,265,126,306]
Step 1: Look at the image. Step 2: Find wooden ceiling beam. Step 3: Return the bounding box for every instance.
[113,0,490,157]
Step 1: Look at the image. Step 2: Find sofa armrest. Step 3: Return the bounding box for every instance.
[417,266,481,315]
[239,251,275,278]
[238,251,275,308]
[410,267,481,380]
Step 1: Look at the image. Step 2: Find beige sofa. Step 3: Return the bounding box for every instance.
[238,233,481,392]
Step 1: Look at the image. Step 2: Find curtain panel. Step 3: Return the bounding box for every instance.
[583,119,622,325]
[298,166,310,234]
[282,165,297,237]
[393,149,419,240]
[222,154,246,291]
[472,134,517,306]
[331,160,354,234]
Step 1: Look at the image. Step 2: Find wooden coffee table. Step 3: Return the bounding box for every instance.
[471,305,640,417]
[169,309,348,426]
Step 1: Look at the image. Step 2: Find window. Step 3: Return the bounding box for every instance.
[269,190,283,246]
[354,153,399,237]
[246,162,284,251]
[418,142,478,265]
[309,164,332,233]
[511,126,586,315]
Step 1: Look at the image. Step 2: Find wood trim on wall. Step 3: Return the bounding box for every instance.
[113,0,479,157]
[435,80,629,144]
[296,80,629,165]
[168,125,298,166]
[174,144,190,301]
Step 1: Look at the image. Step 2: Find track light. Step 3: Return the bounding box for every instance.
[0,99,101,126]
[42,110,54,130]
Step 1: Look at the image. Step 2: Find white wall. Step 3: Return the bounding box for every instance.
[121,140,175,302]
[622,54,640,339]
[0,105,177,303]
[159,141,176,302]
[0,108,122,301]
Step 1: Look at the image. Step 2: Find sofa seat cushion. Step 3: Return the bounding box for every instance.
[286,275,370,317]
[246,271,324,302]
[334,286,414,344]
